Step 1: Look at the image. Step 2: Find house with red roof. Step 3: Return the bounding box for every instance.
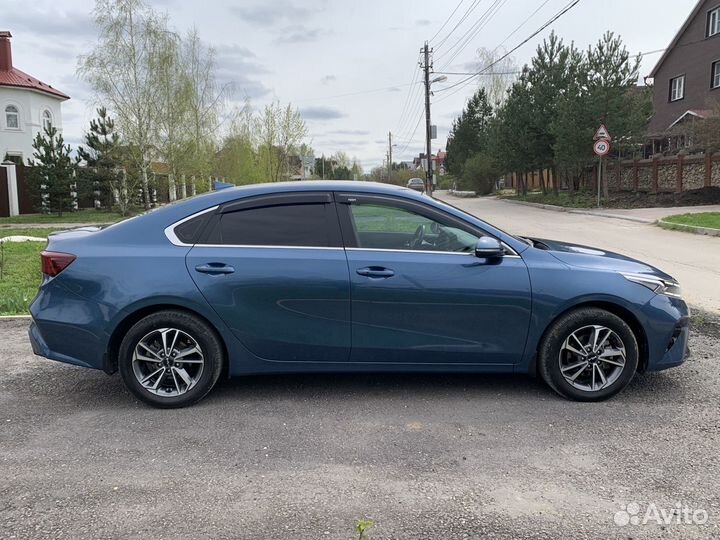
[0,31,70,164]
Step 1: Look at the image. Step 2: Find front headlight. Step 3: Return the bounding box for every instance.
[621,272,683,299]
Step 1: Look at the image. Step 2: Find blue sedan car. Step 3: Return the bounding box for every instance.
[29,181,689,408]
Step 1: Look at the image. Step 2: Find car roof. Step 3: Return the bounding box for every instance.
[223,180,411,195]
[99,180,527,254]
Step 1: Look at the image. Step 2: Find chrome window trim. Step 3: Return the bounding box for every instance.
[165,202,521,258]
[188,244,344,251]
[345,247,521,258]
[164,205,219,247]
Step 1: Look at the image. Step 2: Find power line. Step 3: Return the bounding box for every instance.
[435,0,510,70]
[494,0,554,53]
[295,81,420,103]
[428,0,466,44]
[433,0,484,52]
[437,46,668,78]
[435,0,582,96]
[396,100,425,143]
[394,53,424,136]
[397,108,425,156]
[396,84,425,142]
[433,70,522,75]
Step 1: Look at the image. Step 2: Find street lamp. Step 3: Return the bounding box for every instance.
[431,75,447,85]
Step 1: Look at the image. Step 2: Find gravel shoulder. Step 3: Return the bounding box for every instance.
[1,314,719,540]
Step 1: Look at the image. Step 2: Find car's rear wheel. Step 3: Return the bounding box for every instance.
[118,310,223,408]
[538,308,639,401]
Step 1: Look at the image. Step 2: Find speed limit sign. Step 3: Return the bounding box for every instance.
[593,139,610,156]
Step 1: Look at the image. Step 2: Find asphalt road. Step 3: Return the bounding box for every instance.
[1,314,719,540]
[436,192,720,313]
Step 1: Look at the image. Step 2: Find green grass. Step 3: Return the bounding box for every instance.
[0,228,63,239]
[499,191,598,208]
[0,209,127,225]
[662,212,720,230]
[0,228,62,316]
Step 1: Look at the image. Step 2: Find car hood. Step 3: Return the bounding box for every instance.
[531,237,675,281]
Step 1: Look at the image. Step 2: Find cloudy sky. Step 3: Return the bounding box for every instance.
[4,0,694,170]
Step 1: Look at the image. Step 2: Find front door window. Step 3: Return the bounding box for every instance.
[348,202,480,253]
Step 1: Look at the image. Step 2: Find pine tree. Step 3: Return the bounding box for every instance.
[78,107,119,210]
[78,107,120,168]
[446,88,494,178]
[27,126,78,216]
[78,107,137,215]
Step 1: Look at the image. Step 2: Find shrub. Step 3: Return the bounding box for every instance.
[460,154,499,195]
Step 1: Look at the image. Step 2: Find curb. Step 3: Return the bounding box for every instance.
[497,198,656,224]
[657,220,720,237]
[0,315,31,320]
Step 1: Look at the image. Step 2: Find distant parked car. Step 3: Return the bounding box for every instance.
[407,177,425,192]
[29,181,689,408]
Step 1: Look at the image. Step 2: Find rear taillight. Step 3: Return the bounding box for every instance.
[41,251,76,277]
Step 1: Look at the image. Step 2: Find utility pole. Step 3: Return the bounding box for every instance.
[388,131,393,180]
[422,41,433,196]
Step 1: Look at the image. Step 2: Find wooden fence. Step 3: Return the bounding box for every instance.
[503,152,720,193]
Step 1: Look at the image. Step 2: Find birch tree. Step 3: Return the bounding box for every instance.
[256,101,307,182]
[78,0,169,209]
[153,29,191,200]
[182,29,232,192]
[473,46,518,108]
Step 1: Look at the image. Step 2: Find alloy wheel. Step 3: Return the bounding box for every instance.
[558,325,626,392]
[131,327,205,397]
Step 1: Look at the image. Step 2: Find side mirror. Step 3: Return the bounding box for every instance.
[475,237,504,259]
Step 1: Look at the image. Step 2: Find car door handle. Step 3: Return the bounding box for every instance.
[195,263,235,275]
[356,266,395,278]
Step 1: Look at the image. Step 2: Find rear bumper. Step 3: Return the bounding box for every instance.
[29,321,97,369]
[29,281,116,371]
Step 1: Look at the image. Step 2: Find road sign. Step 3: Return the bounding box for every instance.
[593,138,610,156]
[593,124,611,141]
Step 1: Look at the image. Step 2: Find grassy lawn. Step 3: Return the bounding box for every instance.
[662,212,720,230]
[500,191,598,208]
[0,228,61,316]
[0,209,128,225]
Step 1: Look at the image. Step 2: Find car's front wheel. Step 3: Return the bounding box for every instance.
[118,310,224,408]
[538,308,639,401]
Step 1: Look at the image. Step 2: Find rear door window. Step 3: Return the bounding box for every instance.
[213,203,336,247]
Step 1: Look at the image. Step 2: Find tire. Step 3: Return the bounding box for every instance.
[538,308,639,402]
[118,310,224,408]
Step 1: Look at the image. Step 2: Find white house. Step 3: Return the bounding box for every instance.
[0,31,70,164]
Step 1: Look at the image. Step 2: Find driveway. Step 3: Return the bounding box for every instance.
[1,315,719,540]
[436,193,720,313]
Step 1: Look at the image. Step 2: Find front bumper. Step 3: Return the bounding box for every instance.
[644,294,690,372]
[650,316,690,371]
